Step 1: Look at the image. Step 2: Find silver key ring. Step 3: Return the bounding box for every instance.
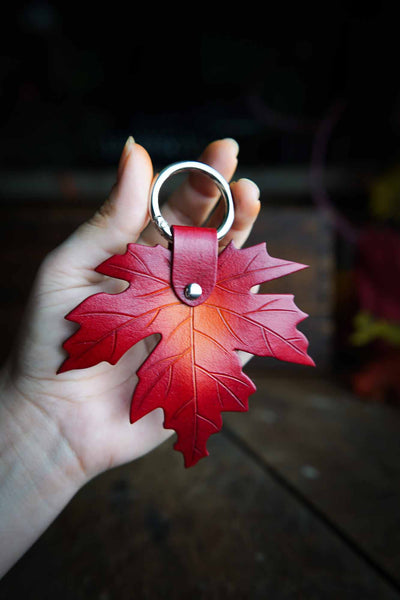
[150,161,235,242]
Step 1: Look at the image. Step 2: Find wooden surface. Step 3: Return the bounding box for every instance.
[224,373,400,585]
[1,373,400,599]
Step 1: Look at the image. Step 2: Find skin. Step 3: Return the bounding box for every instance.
[0,138,260,577]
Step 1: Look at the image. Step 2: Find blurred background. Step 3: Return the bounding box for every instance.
[1,3,400,599]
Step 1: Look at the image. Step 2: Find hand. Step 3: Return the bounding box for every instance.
[3,138,261,483]
[0,138,260,577]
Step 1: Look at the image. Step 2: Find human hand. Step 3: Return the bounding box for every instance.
[2,138,261,484]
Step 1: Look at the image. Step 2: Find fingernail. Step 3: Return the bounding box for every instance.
[222,138,239,158]
[238,178,261,200]
[117,136,135,180]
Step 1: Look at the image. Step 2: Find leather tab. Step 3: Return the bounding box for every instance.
[172,225,218,306]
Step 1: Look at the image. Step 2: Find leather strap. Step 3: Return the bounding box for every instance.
[171,226,218,306]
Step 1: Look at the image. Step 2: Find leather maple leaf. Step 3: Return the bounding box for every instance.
[59,227,314,467]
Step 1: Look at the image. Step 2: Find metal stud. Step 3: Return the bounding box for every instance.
[184,283,202,300]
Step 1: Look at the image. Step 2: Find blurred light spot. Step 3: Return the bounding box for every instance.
[255,552,265,562]
[309,394,335,409]
[300,464,320,479]
[19,1,58,32]
[259,409,278,424]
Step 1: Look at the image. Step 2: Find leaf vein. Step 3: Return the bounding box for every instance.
[215,308,246,345]
[196,366,246,409]
[193,328,231,355]
[208,304,308,358]
[197,414,219,431]
[127,248,152,274]
[217,263,290,285]
[105,263,169,285]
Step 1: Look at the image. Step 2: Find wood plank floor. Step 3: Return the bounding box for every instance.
[224,372,400,586]
[1,372,399,599]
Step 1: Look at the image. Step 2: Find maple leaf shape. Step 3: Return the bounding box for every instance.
[59,241,314,467]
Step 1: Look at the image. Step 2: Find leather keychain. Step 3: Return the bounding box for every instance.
[59,161,314,467]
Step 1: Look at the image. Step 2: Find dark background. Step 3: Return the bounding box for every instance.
[1,3,399,174]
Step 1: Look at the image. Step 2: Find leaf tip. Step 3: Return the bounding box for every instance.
[295,262,309,272]
[177,443,209,468]
[305,354,316,367]
[298,308,310,324]
[56,359,70,374]
[129,407,140,424]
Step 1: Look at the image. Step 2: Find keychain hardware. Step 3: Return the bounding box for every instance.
[150,161,234,242]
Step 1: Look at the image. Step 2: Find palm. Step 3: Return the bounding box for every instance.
[20,235,177,477]
[10,139,260,479]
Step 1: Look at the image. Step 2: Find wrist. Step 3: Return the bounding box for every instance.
[0,364,86,577]
[1,362,88,488]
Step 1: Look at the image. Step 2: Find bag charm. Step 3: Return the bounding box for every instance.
[59,162,314,467]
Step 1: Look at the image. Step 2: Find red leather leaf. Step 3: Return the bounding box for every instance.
[59,239,314,467]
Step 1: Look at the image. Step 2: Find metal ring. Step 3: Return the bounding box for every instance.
[150,161,235,242]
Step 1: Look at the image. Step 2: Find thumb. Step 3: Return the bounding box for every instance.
[51,138,154,273]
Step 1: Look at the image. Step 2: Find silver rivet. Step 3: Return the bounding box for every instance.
[184,283,202,300]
